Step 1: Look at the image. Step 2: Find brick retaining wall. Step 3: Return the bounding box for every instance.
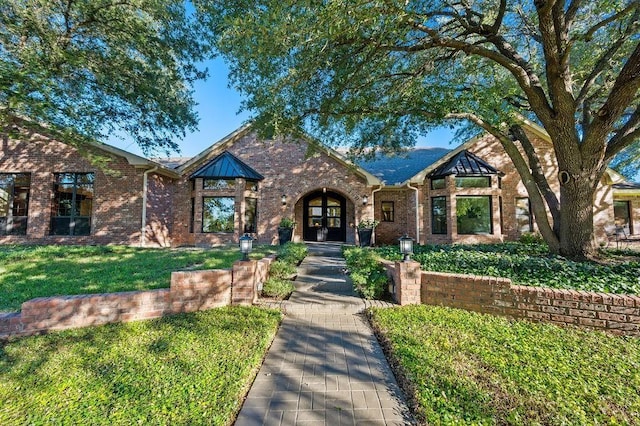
[386,262,640,336]
[0,256,275,339]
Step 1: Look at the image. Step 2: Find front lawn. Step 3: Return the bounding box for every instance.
[376,243,640,294]
[0,245,276,312]
[370,305,640,425]
[0,306,281,425]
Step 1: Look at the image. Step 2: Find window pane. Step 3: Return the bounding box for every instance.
[327,207,340,217]
[327,217,341,228]
[431,196,447,234]
[455,176,491,188]
[51,173,94,235]
[431,178,445,190]
[245,181,258,192]
[203,197,235,233]
[327,197,340,207]
[614,201,631,233]
[203,179,235,190]
[244,197,257,233]
[457,196,492,234]
[515,198,532,233]
[0,173,30,235]
[381,201,394,222]
[308,197,322,207]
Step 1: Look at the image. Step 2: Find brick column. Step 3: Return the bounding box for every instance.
[394,261,422,305]
[232,260,258,305]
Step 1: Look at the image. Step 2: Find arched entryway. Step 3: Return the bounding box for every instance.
[302,190,346,242]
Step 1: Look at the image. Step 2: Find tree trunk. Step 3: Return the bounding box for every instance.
[558,177,598,259]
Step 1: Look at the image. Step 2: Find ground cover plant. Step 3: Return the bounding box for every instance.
[0,245,276,312]
[370,305,640,425]
[375,242,640,294]
[343,247,388,299]
[0,306,281,425]
[260,243,307,299]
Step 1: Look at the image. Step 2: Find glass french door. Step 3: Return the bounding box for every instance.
[303,191,346,241]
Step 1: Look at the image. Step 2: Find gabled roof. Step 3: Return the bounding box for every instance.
[356,148,451,185]
[190,151,264,180]
[429,150,504,178]
[179,123,382,186]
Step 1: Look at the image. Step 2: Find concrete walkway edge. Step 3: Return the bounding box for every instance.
[235,243,414,425]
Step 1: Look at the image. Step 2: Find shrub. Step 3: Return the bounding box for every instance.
[268,260,296,279]
[343,247,388,299]
[518,232,546,245]
[277,242,308,265]
[375,243,640,294]
[262,277,295,299]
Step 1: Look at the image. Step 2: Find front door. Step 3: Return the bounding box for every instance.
[303,191,346,242]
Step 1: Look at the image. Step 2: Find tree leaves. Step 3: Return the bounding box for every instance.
[0,0,212,154]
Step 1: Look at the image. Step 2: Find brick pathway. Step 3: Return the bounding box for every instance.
[236,243,413,425]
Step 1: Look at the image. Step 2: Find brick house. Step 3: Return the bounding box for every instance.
[1,121,638,247]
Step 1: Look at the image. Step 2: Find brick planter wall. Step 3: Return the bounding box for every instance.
[386,262,640,336]
[0,256,276,339]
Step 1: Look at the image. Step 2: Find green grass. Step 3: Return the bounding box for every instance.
[376,243,640,294]
[0,245,276,312]
[370,305,640,425]
[0,306,281,425]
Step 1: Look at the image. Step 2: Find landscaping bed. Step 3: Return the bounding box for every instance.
[369,305,640,425]
[376,243,640,294]
[0,306,281,425]
[0,245,276,312]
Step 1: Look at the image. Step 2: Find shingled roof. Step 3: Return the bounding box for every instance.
[429,150,504,178]
[190,151,264,180]
[356,148,451,185]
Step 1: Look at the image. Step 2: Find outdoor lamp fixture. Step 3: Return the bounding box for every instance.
[399,234,414,262]
[362,195,368,205]
[281,194,287,206]
[239,234,253,261]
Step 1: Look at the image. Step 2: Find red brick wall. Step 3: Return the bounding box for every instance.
[174,134,371,245]
[419,271,640,336]
[384,261,640,336]
[0,130,171,246]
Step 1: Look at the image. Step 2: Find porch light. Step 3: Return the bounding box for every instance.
[399,234,414,262]
[362,195,368,205]
[239,234,253,261]
[281,194,287,205]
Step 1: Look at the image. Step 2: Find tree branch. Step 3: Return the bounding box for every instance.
[445,111,560,249]
[605,105,640,160]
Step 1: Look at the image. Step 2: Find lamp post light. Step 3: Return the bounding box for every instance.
[362,195,368,205]
[239,233,253,261]
[399,234,414,262]
[281,194,287,206]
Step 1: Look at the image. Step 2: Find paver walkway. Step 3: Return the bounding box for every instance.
[236,243,414,425]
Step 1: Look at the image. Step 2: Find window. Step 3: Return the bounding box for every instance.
[455,176,491,188]
[431,196,447,234]
[381,201,394,222]
[244,197,257,233]
[614,200,632,234]
[203,179,235,190]
[202,197,235,233]
[189,198,195,233]
[51,173,94,236]
[431,178,445,190]
[456,196,492,234]
[245,181,259,192]
[0,173,30,235]
[515,197,533,233]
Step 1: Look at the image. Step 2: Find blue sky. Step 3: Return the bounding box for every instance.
[109,57,458,159]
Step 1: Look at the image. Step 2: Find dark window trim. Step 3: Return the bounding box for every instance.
[431,196,447,235]
[50,172,94,236]
[0,173,31,235]
[381,201,394,222]
[201,196,235,233]
[456,195,493,235]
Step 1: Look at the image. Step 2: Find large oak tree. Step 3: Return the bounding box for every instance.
[204,0,640,259]
[1,0,212,154]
